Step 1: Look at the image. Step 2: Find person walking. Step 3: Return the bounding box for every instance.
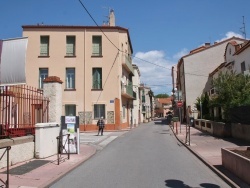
[97,116,105,136]
[186,105,192,126]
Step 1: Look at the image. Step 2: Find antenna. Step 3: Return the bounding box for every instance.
[102,6,111,25]
[240,16,247,39]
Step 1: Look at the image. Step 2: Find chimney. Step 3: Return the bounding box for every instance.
[109,9,115,26]
[205,43,210,47]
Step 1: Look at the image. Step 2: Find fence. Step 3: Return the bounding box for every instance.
[0,85,49,139]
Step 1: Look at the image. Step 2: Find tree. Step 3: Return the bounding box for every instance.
[210,72,250,121]
[148,90,154,118]
[195,92,210,119]
[155,93,169,98]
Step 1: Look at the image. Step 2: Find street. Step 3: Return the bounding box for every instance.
[50,121,230,188]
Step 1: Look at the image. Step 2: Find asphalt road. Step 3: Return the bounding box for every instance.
[50,121,230,188]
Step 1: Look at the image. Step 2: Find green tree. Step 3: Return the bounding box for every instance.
[155,93,169,98]
[148,90,154,118]
[210,72,250,121]
[195,92,210,119]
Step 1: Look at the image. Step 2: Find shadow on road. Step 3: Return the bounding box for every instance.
[165,179,221,188]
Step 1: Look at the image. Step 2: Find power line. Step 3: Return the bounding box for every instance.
[77,0,210,83]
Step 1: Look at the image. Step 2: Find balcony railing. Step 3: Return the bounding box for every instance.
[121,82,136,99]
[122,55,134,75]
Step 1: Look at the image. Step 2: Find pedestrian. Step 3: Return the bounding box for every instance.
[186,105,192,126]
[97,116,105,136]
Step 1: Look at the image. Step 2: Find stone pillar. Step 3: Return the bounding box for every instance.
[43,76,63,123]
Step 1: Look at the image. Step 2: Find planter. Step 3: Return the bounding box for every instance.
[222,147,250,185]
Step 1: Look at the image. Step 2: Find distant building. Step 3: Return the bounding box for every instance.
[154,98,172,117]
[23,10,136,131]
[139,84,154,122]
[132,64,142,126]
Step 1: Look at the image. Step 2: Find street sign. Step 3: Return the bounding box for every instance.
[177,101,183,108]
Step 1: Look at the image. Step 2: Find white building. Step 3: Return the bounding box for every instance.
[177,37,246,120]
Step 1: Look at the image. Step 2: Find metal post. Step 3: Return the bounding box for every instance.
[178,91,181,133]
[200,100,202,119]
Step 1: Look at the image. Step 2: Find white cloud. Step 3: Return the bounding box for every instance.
[216,31,244,42]
[133,50,175,95]
[173,48,189,60]
[132,32,244,96]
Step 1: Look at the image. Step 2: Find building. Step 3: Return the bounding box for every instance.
[176,37,246,120]
[22,10,136,131]
[154,98,172,117]
[139,84,154,122]
[132,64,142,126]
[208,40,250,119]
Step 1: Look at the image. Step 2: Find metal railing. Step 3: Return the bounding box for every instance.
[0,85,49,139]
[0,146,11,188]
[56,134,70,165]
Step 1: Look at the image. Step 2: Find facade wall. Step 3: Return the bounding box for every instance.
[181,38,245,110]
[23,26,134,131]
[234,47,250,74]
[132,65,141,126]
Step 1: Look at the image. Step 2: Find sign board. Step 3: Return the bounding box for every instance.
[61,116,80,154]
[177,101,183,108]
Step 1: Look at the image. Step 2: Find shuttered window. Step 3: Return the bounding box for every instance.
[66,68,75,89]
[92,36,102,56]
[65,105,76,116]
[92,68,102,89]
[94,104,105,119]
[39,68,48,89]
[40,36,49,56]
[66,36,75,56]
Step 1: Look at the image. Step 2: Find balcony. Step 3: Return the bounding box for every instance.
[122,55,134,75]
[121,83,136,100]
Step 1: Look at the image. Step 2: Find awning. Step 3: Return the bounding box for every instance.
[0,37,28,86]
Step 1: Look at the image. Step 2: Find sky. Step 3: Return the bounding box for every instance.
[1,0,250,95]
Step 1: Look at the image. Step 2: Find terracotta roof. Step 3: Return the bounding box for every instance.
[157,97,172,104]
[177,37,247,68]
[234,40,250,55]
[209,62,226,77]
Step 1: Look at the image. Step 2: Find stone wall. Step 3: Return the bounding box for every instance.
[231,123,250,142]
[0,136,34,169]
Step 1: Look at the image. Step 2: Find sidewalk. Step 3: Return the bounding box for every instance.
[0,131,127,188]
[171,124,250,188]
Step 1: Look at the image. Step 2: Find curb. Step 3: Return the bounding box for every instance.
[169,125,240,188]
[39,145,97,188]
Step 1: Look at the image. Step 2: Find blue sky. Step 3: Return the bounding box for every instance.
[1,0,249,95]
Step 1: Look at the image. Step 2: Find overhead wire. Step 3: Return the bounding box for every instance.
[77,0,209,96]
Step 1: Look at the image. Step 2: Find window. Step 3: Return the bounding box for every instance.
[66,36,75,56]
[94,104,105,119]
[92,68,102,89]
[65,105,76,116]
[40,36,49,56]
[92,36,102,56]
[39,68,48,89]
[66,68,75,89]
[241,61,246,73]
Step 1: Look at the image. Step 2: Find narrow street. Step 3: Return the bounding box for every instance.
[50,121,230,188]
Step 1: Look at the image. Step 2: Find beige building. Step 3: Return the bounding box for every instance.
[176,37,246,120]
[208,40,250,119]
[22,11,136,131]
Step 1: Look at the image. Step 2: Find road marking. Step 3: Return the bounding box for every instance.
[98,136,117,147]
